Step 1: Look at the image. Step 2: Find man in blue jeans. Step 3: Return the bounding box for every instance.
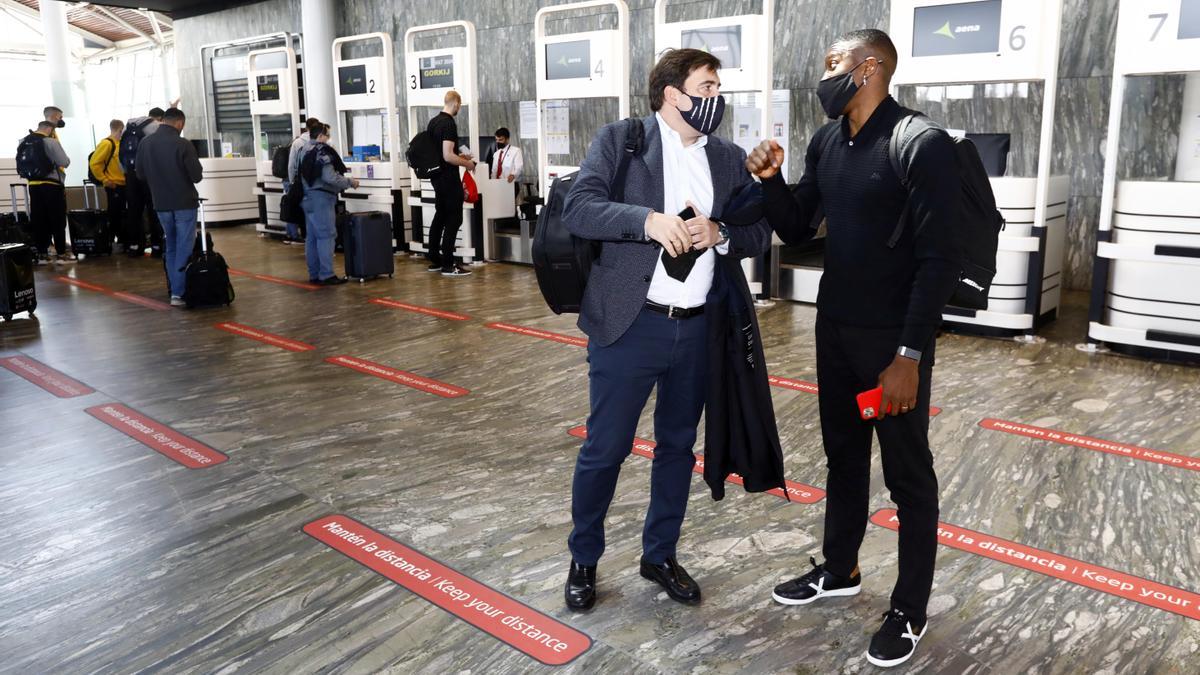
[136,108,203,306]
[298,123,357,284]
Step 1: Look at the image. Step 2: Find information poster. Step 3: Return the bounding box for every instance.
[543,100,570,156]
[519,100,538,140]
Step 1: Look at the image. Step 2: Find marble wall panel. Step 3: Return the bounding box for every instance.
[175,0,1160,291]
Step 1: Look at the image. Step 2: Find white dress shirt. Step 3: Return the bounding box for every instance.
[646,113,726,309]
[491,144,524,181]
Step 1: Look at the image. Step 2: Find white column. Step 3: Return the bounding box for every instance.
[40,0,74,115]
[1174,72,1200,181]
[301,0,338,142]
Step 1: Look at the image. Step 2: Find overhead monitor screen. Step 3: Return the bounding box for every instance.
[681,26,743,69]
[912,0,1003,57]
[255,74,280,101]
[1181,0,1200,40]
[419,54,455,89]
[545,40,591,80]
[338,64,368,96]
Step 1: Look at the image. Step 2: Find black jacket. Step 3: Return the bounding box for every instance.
[702,184,787,500]
[135,125,203,211]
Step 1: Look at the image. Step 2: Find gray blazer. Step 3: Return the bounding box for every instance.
[562,115,772,347]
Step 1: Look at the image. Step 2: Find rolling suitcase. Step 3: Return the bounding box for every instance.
[182,201,234,308]
[0,243,36,321]
[68,182,112,257]
[343,211,394,282]
[1,184,34,246]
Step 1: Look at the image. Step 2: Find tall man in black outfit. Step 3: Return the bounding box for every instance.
[425,90,477,277]
[746,30,961,669]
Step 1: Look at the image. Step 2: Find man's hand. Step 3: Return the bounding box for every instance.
[745,139,785,179]
[645,211,691,258]
[878,355,919,417]
[684,200,720,249]
[103,180,116,189]
[506,174,516,183]
[350,177,360,189]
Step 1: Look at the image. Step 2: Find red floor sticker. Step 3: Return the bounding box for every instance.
[325,355,469,398]
[85,403,228,468]
[870,509,1200,621]
[0,355,94,398]
[567,426,825,504]
[980,419,1200,473]
[303,515,592,665]
[369,297,471,321]
[486,322,588,347]
[229,268,321,291]
[214,322,316,352]
[767,375,942,416]
[56,276,170,311]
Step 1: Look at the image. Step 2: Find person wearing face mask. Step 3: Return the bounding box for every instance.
[745,29,960,668]
[559,48,773,613]
[484,127,523,194]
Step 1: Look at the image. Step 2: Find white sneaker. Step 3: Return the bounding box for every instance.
[170,296,186,307]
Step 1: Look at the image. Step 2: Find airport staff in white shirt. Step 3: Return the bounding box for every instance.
[488,127,524,187]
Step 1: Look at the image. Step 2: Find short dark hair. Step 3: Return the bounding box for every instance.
[305,117,323,133]
[833,29,898,77]
[36,121,55,132]
[648,48,721,112]
[494,127,510,139]
[163,108,185,122]
[148,107,165,119]
[314,123,331,138]
[44,106,62,117]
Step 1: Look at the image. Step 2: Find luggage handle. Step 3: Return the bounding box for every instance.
[82,180,100,210]
[198,198,208,253]
[9,183,30,216]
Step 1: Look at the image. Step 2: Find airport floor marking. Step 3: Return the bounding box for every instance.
[229,268,321,291]
[767,375,943,416]
[84,402,228,468]
[871,509,1200,621]
[303,515,592,665]
[369,297,472,321]
[214,322,316,352]
[55,276,171,311]
[980,418,1200,473]
[485,322,588,347]
[0,355,94,398]
[566,426,825,504]
[325,355,469,398]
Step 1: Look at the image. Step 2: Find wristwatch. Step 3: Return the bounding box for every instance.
[897,346,923,362]
[716,221,730,246]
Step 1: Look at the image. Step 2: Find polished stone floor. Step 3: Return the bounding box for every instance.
[1,227,1198,674]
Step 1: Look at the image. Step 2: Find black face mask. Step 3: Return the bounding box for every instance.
[495,142,506,149]
[816,59,874,120]
[56,119,66,128]
[677,93,726,136]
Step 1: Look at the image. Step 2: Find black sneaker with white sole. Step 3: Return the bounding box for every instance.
[866,608,926,668]
[426,264,442,272]
[442,266,472,277]
[771,557,861,605]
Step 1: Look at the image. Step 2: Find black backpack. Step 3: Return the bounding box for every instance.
[271,143,292,179]
[119,118,154,173]
[16,134,54,182]
[888,114,1005,311]
[87,138,117,184]
[533,117,644,315]
[405,130,442,179]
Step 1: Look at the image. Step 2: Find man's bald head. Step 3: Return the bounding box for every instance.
[828,29,898,80]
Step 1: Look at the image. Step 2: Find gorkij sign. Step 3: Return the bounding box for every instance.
[256,74,280,101]
[419,54,455,89]
[912,0,1003,57]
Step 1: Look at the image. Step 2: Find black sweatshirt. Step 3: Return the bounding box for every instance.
[762,96,961,350]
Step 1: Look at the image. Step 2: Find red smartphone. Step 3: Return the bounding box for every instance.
[857,385,890,420]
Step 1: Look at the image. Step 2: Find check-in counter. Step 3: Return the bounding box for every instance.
[407,165,485,264]
[198,157,257,226]
[341,160,411,251]
[1089,181,1200,355]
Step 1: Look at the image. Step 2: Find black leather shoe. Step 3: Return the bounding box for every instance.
[564,561,596,611]
[640,557,701,605]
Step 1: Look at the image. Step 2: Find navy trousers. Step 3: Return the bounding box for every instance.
[569,307,709,566]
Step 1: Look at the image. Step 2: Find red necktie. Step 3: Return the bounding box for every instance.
[495,149,506,179]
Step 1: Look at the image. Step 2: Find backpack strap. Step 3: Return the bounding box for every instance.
[610,117,644,203]
[886,114,926,249]
[102,137,117,176]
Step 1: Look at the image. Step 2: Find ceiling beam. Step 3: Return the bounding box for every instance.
[80,3,158,45]
[142,9,164,46]
[0,0,114,48]
[149,10,172,29]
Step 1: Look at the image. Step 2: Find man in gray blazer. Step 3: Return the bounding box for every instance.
[561,48,772,612]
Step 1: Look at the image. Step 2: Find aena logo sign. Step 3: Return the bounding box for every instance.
[934,20,982,39]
